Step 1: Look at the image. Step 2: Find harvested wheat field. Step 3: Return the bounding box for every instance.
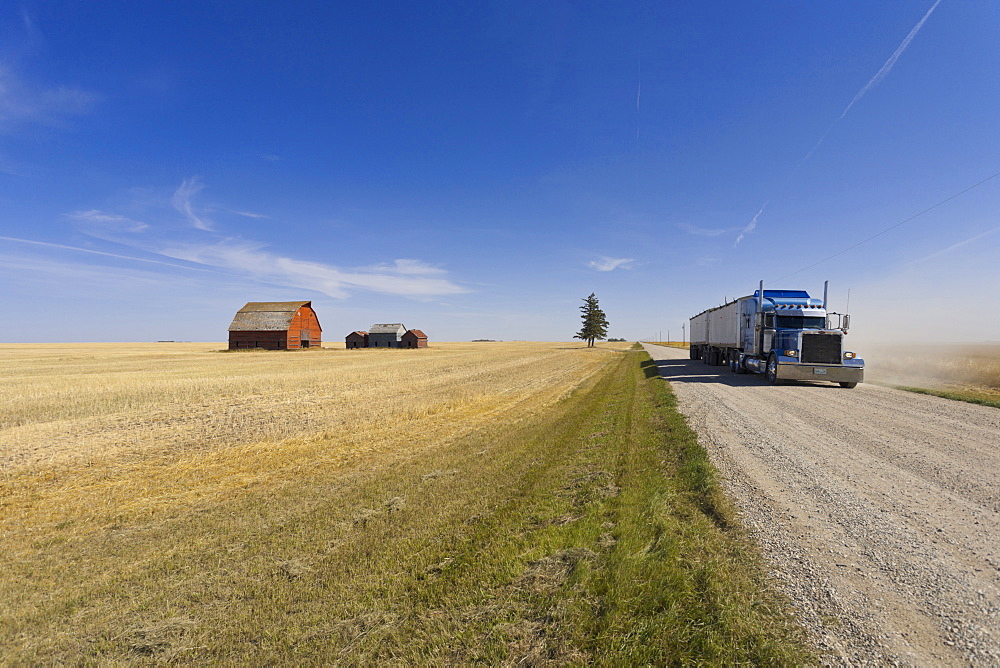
[1,341,807,663]
[1,342,617,532]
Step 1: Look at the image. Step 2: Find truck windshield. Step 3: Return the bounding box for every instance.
[775,316,825,329]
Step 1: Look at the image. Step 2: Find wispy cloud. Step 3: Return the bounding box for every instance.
[588,256,635,272]
[368,259,447,276]
[67,179,468,300]
[171,177,213,230]
[0,63,99,129]
[164,241,467,299]
[0,12,98,130]
[734,202,767,246]
[678,223,730,238]
[70,209,149,233]
[229,210,269,220]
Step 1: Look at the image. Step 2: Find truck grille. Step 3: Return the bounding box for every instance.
[801,334,841,364]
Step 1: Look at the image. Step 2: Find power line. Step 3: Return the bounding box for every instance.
[772,169,1000,282]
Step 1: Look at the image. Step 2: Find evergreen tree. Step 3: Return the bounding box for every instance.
[574,293,609,347]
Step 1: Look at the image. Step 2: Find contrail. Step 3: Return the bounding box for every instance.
[747,0,943,243]
[806,0,943,159]
[912,225,1000,264]
[635,50,642,140]
[0,235,214,271]
[636,79,641,140]
[839,0,942,121]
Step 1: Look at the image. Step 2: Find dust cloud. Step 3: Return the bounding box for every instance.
[860,343,1000,391]
[836,232,1000,391]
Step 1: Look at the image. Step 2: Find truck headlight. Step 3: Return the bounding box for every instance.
[784,349,798,357]
[844,351,856,359]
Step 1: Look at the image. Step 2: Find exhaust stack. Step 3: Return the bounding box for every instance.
[823,280,829,309]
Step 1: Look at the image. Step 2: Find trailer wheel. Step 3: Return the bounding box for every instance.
[765,352,779,385]
[728,350,739,373]
[689,345,697,360]
[839,381,858,388]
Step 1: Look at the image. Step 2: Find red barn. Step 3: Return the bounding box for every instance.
[228,301,322,350]
[402,329,428,348]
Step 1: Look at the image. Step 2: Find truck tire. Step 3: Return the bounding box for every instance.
[839,381,858,388]
[765,352,779,385]
[690,345,697,360]
[728,350,739,373]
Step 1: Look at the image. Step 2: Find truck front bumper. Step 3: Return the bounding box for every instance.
[776,362,864,384]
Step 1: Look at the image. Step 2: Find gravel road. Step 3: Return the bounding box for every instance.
[643,344,999,666]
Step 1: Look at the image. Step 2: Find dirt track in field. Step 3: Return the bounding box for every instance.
[643,344,999,666]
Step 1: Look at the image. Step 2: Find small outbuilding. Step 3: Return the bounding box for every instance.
[346,331,369,349]
[368,323,406,348]
[402,329,428,348]
[228,301,322,350]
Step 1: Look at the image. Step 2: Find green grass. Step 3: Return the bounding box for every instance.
[2,350,810,664]
[892,385,1000,409]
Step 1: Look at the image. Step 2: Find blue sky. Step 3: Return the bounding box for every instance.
[2,1,997,343]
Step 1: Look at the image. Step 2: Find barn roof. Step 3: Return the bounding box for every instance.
[404,329,427,338]
[229,301,314,331]
[347,330,368,337]
[369,323,406,334]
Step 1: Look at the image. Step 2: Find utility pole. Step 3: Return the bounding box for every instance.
[682,323,686,346]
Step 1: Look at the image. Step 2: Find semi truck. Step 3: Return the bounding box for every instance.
[689,281,864,387]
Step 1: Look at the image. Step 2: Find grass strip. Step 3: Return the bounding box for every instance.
[2,349,810,664]
[892,385,1000,409]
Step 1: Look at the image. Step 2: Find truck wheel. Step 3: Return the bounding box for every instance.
[765,353,779,385]
[689,346,697,360]
[735,353,747,374]
[839,381,858,388]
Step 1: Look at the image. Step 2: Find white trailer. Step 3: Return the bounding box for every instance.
[689,298,741,365]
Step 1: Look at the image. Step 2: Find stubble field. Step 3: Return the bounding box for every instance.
[2,342,621,552]
[1,341,807,663]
